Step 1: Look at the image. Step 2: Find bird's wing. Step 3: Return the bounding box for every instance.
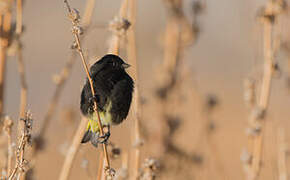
[109,74,134,124]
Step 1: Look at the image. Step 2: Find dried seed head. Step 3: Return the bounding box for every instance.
[114,167,128,180]
[257,1,286,24]
[21,111,33,145]
[143,158,160,171]
[104,166,116,180]
[251,107,266,120]
[72,26,83,35]
[69,8,80,24]
[139,158,160,180]
[133,138,144,148]
[70,40,78,49]
[109,17,131,35]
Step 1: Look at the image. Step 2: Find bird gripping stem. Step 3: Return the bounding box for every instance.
[64,0,111,169]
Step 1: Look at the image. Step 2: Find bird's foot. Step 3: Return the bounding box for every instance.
[98,131,111,144]
[89,95,100,104]
[97,125,111,144]
[88,95,102,112]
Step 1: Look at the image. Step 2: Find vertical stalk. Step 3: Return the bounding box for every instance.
[0,11,11,128]
[58,117,88,180]
[277,128,287,180]
[126,0,142,179]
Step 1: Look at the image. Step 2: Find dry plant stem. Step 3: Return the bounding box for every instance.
[9,113,32,180]
[59,117,88,180]
[0,43,6,120]
[96,153,104,180]
[107,0,128,55]
[0,12,11,128]
[9,133,26,180]
[17,41,26,120]
[153,0,194,158]
[248,16,274,180]
[3,117,13,177]
[7,128,12,176]
[17,42,28,180]
[100,159,106,180]
[82,0,95,27]
[126,0,142,179]
[15,2,28,179]
[277,128,287,180]
[156,11,182,156]
[16,0,23,34]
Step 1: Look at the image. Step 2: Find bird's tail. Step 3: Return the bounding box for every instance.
[81,119,100,147]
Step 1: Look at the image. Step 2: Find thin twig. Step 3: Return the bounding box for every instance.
[58,117,88,180]
[8,112,33,180]
[15,1,28,179]
[16,40,28,180]
[245,1,285,179]
[107,0,129,55]
[16,0,22,34]
[3,116,13,177]
[249,16,273,180]
[277,127,288,180]
[96,153,104,180]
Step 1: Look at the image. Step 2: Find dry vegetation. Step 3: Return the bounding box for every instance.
[0,0,289,180]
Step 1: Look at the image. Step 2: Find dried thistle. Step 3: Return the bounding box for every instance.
[9,111,33,179]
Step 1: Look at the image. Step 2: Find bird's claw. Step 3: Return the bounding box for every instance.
[98,131,111,144]
[89,95,100,104]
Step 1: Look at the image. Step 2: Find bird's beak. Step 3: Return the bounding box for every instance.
[122,63,131,69]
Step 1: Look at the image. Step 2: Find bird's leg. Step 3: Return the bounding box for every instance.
[98,125,111,144]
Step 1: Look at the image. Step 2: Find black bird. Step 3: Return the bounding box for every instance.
[80,54,134,147]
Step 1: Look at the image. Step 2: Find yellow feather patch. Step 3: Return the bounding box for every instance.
[86,101,113,133]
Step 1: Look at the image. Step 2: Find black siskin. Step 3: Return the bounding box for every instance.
[80,54,134,147]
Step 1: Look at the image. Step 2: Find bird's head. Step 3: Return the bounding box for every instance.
[94,54,130,71]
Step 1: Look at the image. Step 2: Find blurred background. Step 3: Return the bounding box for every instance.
[0,0,289,179]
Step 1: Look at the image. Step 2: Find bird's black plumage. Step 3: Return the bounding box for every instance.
[80,54,134,147]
